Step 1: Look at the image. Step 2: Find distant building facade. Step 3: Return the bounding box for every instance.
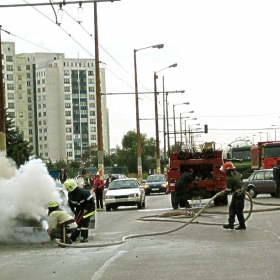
[1,41,110,163]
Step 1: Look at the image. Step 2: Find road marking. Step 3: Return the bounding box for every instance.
[91,250,126,280]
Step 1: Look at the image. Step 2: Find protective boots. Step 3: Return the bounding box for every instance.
[223,224,234,229]
[80,237,88,243]
[235,224,246,230]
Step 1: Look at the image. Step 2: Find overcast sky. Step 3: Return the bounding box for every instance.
[1,0,280,149]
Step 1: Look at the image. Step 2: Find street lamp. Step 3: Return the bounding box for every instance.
[134,44,164,181]
[271,125,280,141]
[173,102,189,151]
[179,111,194,143]
[188,123,200,146]
[259,132,268,141]
[154,63,177,173]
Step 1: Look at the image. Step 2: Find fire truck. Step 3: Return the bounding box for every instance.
[167,142,228,208]
[251,141,280,170]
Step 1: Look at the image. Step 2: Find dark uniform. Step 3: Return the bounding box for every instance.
[272,161,280,198]
[174,170,193,209]
[68,187,95,243]
[223,170,246,230]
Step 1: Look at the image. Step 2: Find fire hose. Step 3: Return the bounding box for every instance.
[53,190,255,248]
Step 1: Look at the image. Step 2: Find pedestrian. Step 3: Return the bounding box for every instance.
[58,168,68,184]
[93,174,105,209]
[63,179,95,243]
[273,160,280,198]
[105,171,117,188]
[221,162,246,230]
[173,169,193,209]
[46,201,77,245]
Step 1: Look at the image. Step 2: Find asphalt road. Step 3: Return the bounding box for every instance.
[1,194,280,280]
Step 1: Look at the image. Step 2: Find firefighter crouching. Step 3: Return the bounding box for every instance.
[47,201,77,245]
[63,179,96,243]
[221,162,246,230]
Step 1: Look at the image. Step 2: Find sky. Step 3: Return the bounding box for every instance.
[1,0,280,150]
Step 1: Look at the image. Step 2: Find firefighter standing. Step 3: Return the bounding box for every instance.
[222,162,246,230]
[46,201,77,245]
[63,179,95,243]
[273,160,280,198]
[173,169,193,209]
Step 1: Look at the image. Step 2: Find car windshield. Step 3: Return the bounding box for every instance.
[146,175,165,182]
[109,180,138,190]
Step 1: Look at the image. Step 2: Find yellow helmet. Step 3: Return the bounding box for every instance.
[47,201,59,208]
[63,179,77,192]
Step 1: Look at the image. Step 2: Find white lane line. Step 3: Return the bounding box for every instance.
[138,208,174,211]
[91,250,126,280]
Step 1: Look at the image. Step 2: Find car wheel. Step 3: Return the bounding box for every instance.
[112,206,118,210]
[270,193,276,197]
[106,205,111,212]
[248,187,257,198]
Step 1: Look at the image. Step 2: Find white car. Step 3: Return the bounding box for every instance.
[105,178,146,211]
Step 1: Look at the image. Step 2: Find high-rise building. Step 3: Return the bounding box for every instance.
[1,41,110,163]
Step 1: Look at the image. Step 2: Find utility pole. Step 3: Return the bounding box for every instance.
[162,76,166,160]
[94,3,104,179]
[0,26,6,153]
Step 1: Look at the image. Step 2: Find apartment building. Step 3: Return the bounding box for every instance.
[1,41,110,163]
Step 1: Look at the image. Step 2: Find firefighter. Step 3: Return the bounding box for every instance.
[173,169,193,209]
[273,160,280,198]
[46,201,77,245]
[222,162,246,230]
[63,179,95,243]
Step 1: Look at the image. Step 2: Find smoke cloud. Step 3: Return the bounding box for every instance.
[0,152,64,244]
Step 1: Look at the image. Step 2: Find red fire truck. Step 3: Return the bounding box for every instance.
[167,142,228,208]
[251,141,280,170]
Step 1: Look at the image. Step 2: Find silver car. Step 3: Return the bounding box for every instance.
[243,169,275,198]
[105,178,145,211]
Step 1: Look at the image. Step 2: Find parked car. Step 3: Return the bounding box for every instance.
[143,174,168,195]
[104,178,145,211]
[103,174,127,181]
[243,169,275,198]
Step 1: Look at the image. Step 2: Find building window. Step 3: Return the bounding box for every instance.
[7,84,14,90]
[89,103,95,108]
[65,94,71,100]
[6,56,13,62]
[90,119,96,124]
[19,112,23,117]
[64,78,70,84]
[64,70,69,76]
[18,75,22,80]
[42,79,45,84]
[88,78,95,84]
[6,65,13,71]
[28,105,32,110]
[26,65,30,70]
[64,87,70,92]
[65,111,71,116]
[88,71,94,76]
[7,93,14,99]
[43,112,47,117]
[65,103,71,108]
[8,103,15,109]
[66,135,72,140]
[89,87,95,92]
[7,74,13,81]
[18,93,23,99]
[18,84,22,90]
[89,95,95,100]
[27,89,31,94]
[27,81,31,86]
[66,127,72,132]
[37,80,40,85]
[18,66,22,71]
[89,111,95,116]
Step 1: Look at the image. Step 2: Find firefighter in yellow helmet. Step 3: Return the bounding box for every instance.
[46,201,77,245]
[63,179,95,243]
[222,162,246,230]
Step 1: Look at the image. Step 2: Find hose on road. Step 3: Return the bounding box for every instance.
[53,190,255,248]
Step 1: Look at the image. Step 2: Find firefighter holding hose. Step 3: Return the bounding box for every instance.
[221,162,246,230]
[63,179,95,243]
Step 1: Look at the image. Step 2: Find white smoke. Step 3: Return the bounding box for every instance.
[0,152,64,244]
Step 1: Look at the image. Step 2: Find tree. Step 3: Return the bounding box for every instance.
[5,109,33,167]
[115,130,156,173]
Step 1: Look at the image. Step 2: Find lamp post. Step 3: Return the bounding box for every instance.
[271,125,280,141]
[173,102,189,152]
[179,111,194,143]
[259,132,268,141]
[134,44,164,181]
[188,123,200,145]
[154,63,177,173]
